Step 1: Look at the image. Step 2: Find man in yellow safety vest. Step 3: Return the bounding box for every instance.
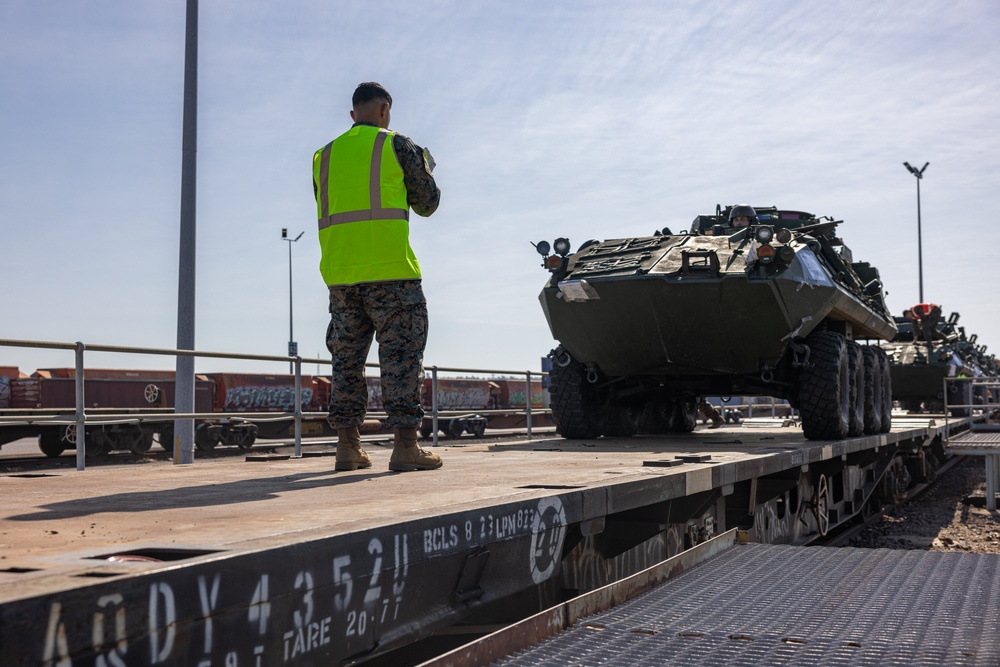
[313,82,443,472]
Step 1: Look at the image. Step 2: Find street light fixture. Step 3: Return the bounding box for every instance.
[282,228,304,373]
[902,161,929,302]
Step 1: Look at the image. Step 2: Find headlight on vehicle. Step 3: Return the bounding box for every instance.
[534,240,551,256]
[545,255,564,270]
[775,228,793,244]
[778,245,796,263]
[755,226,774,244]
[757,244,776,261]
[553,237,571,256]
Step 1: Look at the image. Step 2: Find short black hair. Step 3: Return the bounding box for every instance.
[352,82,392,108]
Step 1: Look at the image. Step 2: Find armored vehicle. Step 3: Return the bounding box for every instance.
[884,311,993,415]
[535,205,896,441]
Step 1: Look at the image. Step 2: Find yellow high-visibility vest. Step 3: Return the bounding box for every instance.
[313,125,421,286]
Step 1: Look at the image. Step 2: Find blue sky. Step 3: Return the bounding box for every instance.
[2,0,999,377]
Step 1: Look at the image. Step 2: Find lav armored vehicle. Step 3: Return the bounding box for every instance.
[534,205,896,441]
[884,311,991,415]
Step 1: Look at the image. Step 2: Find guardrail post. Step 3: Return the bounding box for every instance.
[431,366,439,448]
[74,342,86,471]
[294,356,302,458]
[526,370,533,441]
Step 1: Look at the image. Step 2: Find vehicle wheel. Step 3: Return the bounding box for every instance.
[877,348,892,432]
[667,397,697,433]
[419,423,434,439]
[638,398,672,434]
[603,404,639,437]
[470,420,486,438]
[949,379,971,418]
[38,432,66,458]
[549,355,604,439]
[861,346,882,435]
[797,331,849,440]
[846,342,865,437]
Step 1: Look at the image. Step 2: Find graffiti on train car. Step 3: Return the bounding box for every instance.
[224,385,315,412]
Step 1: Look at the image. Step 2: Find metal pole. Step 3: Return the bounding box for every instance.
[294,357,302,458]
[431,366,439,448]
[74,342,86,472]
[525,371,533,440]
[903,161,929,303]
[916,176,923,303]
[174,0,198,465]
[288,239,294,374]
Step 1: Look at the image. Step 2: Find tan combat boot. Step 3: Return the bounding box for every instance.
[389,427,443,471]
[335,426,372,471]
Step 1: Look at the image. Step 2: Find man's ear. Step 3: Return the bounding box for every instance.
[350,109,357,122]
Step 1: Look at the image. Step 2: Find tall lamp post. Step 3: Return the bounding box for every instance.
[903,161,929,302]
[282,228,304,373]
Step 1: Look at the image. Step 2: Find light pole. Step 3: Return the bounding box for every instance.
[903,161,929,302]
[282,228,304,373]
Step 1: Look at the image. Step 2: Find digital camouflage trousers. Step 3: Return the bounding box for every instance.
[326,280,428,428]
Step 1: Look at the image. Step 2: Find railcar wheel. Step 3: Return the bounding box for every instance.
[846,342,865,437]
[861,347,882,434]
[813,474,830,537]
[447,419,466,439]
[470,420,486,438]
[549,353,604,439]
[39,432,66,458]
[195,424,221,451]
[797,331,850,440]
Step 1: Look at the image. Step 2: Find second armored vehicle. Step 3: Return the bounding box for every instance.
[535,205,896,441]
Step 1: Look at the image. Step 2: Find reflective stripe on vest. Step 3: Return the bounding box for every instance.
[314,127,420,286]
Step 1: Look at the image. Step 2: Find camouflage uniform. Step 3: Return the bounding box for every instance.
[319,117,439,430]
[326,280,428,428]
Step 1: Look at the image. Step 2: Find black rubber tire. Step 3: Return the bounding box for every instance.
[549,357,604,439]
[861,346,882,435]
[797,331,849,440]
[603,404,639,437]
[846,342,865,437]
[877,348,892,432]
[38,432,66,458]
[638,398,673,434]
[667,397,697,433]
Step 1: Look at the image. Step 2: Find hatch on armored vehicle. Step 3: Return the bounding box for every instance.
[534,205,897,441]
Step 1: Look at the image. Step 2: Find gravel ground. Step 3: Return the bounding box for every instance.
[850,456,1000,553]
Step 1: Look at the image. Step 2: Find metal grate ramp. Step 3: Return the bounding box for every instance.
[494,544,1000,666]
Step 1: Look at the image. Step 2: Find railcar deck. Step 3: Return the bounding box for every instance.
[0,416,969,665]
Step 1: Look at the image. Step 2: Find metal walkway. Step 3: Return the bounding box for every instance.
[427,532,1000,666]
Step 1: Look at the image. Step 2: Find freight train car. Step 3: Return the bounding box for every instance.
[0,370,551,457]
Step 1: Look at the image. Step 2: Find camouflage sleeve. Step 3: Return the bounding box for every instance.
[392,133,440,217]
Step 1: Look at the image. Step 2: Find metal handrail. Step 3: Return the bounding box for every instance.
[0,337,549,471]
